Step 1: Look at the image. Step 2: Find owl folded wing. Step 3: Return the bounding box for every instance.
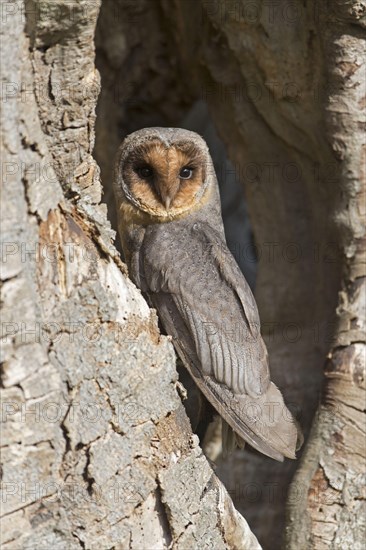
[143,222,270,396]
[142,222,299,460]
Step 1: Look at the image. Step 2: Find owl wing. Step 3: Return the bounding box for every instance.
[141,221,298,460]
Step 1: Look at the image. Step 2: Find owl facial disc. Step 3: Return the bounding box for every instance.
[116,130,212,220]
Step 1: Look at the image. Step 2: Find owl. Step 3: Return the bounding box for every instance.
[114,127,300,461]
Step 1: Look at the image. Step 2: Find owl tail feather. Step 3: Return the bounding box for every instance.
[201,376,301,461]
[232,382,301,460]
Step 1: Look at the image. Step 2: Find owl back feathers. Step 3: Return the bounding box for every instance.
[137,220,299,461]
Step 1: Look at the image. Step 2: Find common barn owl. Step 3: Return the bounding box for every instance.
[114,127,300,461]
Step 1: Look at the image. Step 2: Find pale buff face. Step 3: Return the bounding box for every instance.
[122,139,208,217]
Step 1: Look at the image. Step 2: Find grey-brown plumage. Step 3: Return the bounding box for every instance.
[114,127,301,461]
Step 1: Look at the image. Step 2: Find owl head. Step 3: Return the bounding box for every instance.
[114,128,218,221]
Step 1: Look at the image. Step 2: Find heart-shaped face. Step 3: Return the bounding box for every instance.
[121,138,209,219]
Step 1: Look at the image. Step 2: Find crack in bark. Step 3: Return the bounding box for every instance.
[336,397,366,415]
[155,479,174,548]
[59,403,72,475]
[81,446,95,496]
[70,530,86,549]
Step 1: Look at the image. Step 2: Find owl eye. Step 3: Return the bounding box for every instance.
[179,167,193,179]
[137,165,153,179]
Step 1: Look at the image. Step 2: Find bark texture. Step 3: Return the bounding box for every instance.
[94,1,365,548]
[0,1,260,548]
[286,3,366,548]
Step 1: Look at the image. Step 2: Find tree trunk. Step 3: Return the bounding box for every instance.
[286,3,366,548]
[2,1,365,549]
[0,1,259,548]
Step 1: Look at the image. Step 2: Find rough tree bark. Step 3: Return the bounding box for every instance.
[0,1,260,548]
[286,3,366,548]
[2,1,365,549]
[94,1,365,549]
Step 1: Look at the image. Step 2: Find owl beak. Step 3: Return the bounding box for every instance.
[155,181,179,211]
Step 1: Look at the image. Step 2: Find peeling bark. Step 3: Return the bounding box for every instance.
[0,1,259,548]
